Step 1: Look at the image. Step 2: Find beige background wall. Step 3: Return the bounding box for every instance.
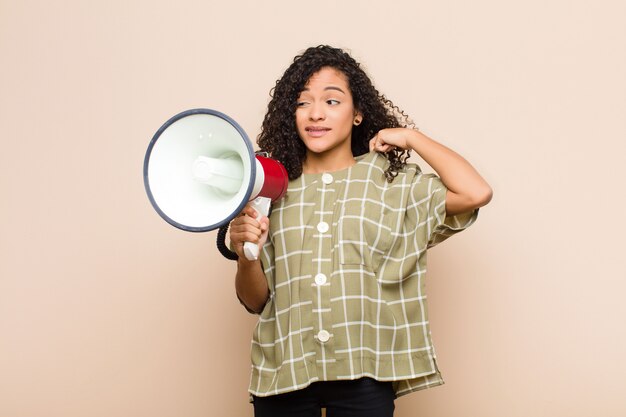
[1,0,625,416]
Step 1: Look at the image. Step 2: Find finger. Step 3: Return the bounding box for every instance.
[230,222,262,236]
[239,205,259,218]
[372,135,394,152]
[378,143,392,152]
[235,204,256,218]
[370,138,382,152]
[237,231,261,243]
[230,217,260,231]
[369,134,378,152]
[258,216,269,231]
[235,213,261,225]
[371,138,383,152]
[230,231,262,248]
[229,222,262,244]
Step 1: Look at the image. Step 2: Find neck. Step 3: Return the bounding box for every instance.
[302,150,356,174]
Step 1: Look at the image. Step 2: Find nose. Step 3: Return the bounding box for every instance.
[308,102,325,121]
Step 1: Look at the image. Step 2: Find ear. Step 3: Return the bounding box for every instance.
[353,111,363,126]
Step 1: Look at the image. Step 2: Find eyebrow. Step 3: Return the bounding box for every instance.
[325,86,346,94]
[301,86,346,94]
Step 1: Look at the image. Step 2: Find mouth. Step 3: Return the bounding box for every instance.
[305,126,331,137]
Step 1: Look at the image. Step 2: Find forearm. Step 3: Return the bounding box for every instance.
[407,130,492,211]
[235,258,269,314]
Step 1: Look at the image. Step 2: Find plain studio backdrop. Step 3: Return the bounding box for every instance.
[1,1,625,416]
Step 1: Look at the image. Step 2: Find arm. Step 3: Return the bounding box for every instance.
[370,128,493,215]
[229,204,270,313]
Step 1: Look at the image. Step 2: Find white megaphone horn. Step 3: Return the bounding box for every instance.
[143,108,288,261]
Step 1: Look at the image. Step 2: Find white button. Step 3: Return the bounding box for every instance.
[317,330,330,343]
[322,173,333,184]
[314,273,327,286]
[317,222,329,233]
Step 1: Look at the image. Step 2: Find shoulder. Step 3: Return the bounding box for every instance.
[354,151,427,187]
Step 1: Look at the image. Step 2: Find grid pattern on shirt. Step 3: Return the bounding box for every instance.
[249,151,477,398]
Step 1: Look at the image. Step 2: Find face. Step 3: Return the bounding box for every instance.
[295,67,362,158]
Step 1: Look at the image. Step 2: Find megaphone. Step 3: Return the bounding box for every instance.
[143,108,288,261]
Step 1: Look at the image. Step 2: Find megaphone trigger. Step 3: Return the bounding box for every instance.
[243,197,272,261]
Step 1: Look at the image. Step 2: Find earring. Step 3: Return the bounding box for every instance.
[354,118,362,126]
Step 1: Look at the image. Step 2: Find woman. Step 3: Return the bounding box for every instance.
[229,45,492,417]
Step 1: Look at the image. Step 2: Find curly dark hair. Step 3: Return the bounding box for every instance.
[257,45,416,182]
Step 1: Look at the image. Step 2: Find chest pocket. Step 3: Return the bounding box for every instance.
[336,197,394,271]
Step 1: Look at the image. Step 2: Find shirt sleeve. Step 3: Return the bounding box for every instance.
[419,174,479,248]
[259,239,275,291]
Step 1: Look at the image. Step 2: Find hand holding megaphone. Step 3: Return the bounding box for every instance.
[242,198,271,260]
[229,200,271,261]
[143,109,288,261]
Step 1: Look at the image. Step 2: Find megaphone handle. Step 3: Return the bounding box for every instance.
[243,197,272,261]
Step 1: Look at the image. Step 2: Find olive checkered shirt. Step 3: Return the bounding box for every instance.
[249,151,477,398]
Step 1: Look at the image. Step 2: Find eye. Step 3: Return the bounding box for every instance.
[296,100,309,107]
[327,99,340,105]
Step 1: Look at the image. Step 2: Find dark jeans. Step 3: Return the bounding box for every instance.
[252,378,395,417]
